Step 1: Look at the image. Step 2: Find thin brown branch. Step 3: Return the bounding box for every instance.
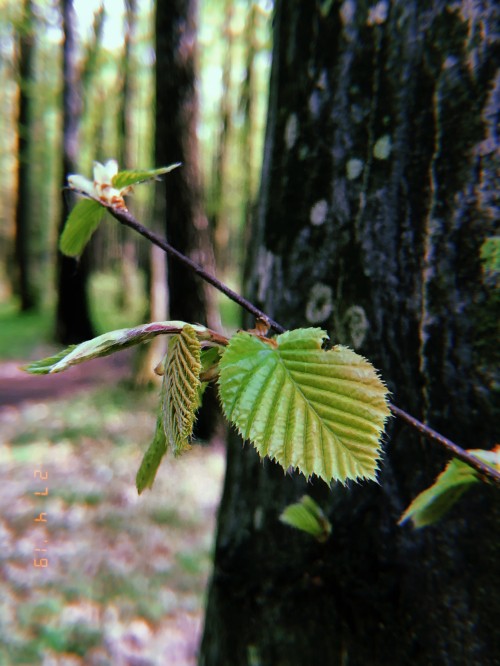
[106,204,283,333]
[389,404,500,486]
[106,203,500,487]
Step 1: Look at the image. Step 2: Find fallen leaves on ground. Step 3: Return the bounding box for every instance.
[0,383,225,665]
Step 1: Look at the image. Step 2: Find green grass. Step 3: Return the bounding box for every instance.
[0,300,54,359]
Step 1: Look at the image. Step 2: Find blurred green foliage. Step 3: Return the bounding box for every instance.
[0,301,53,359]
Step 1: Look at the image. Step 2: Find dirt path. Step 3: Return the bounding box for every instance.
[0,350,133,411]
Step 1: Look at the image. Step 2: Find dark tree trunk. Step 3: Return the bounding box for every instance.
[201,2,499,665]
[155,0,218,328]
[209,0,234,274]
[14,0,36,311]
[55,0,94,344]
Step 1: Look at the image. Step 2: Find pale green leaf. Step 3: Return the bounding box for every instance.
[23,346,78,375]
[399,448,499,528]
[199,346,223,381]
[59,198,105,257]
[23,321,209,374]
[163,325,202,456]
[136,414,168,494]
[280,495,331,541]
[218,328,390,483]
[112,163,181,189]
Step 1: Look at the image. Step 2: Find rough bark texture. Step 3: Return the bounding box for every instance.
[55,0,94,345]
[155,0,218,329]
[201,2,499,665]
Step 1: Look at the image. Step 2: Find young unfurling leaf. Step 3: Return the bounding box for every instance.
[23,321,211,374]
[62,160,181,256]
[280,495,332,542]
[112,163,181,189]
[59,198,104,257]
[136,413,168,494]
[136,325,203,493]
[399,448,500,528]
[163,325,202,456]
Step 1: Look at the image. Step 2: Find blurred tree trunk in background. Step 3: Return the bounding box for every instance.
[55,0,94,344]
[155,0,218,329]
[239,0,259,282]
[14,0,36,311]
[152,0,221,435]
[117,0,138,312]
[239,1,258,218]
[117,0,137,170]
[209,0,234,274]
[80,4,106,167]
[200,2,499,664]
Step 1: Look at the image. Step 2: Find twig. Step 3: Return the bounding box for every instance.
[107,205,284,333]
[389,405,500,486]
[106,204,500,487]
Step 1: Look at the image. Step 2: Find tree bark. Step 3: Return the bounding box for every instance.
[200,2,499,665]
[55,0,94,344]
[155,0,219,329]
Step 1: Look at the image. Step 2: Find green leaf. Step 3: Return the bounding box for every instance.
[136,414,168,494]
[59,198,105,257]
[280,495,331,541]
[112,163,181,189]
[23,346,78,375]
[199,345,223,382]
[480,236,500,275]
[218,328,390,483]
[399,448,499,528]
[23,321,210,374]
[162,325,202,456]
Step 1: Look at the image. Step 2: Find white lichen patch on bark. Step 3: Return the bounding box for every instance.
[340,0,356,25]
[309,89,321,118]
[373,134,392,159]
[310,199,328,226]
[305,283,333,323]
[253,506,264,530]
[367,1,389,26]
[346,158,364,179]
[285,114,298,149]
[342,305,369,349]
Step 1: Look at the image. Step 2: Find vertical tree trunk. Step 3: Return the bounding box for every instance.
[55,0,94,344]
[209,0,234,273]
[14,0,36,311]
[117,0,138,312]
[155,0,218,329]
[117,0,137,170]
[200,2,499,664]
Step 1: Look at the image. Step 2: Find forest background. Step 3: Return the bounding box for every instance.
[1,0,270,663]
[1,0,271,341]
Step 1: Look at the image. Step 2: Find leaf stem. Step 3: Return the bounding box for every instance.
[106,203,500,487]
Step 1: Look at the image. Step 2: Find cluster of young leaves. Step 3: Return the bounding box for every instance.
[25,323,391,488]
[40,160,497,529]
[60,163,180,257]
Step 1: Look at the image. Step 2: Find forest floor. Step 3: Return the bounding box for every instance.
[0,352,226,665]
